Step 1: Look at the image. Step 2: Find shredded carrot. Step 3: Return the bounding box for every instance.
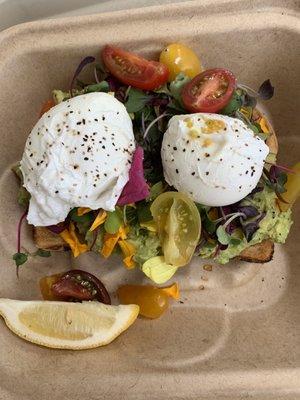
[89,210,107,231]
[60,222,88,257]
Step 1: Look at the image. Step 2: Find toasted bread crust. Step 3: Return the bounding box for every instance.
[238,239,274,263]
[34,227,67,251]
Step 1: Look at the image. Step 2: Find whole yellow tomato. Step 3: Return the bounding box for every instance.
[159,43,202,81]
[117,283,179,319]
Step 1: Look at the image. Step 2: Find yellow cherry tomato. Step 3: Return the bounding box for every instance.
[159,43,202,81]
[279,162,300,211]
[117,283,179,319]
[151,192,201,267]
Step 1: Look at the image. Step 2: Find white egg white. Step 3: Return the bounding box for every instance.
[21,92,135,226]
[161,113,269,206]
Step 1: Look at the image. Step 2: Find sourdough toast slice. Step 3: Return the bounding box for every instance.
[34,227,67,251]
[238,239,274,263]
[34,226,275,263]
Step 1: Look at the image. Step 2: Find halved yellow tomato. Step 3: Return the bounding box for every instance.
[150,192,201,267]
[159,43,202,81]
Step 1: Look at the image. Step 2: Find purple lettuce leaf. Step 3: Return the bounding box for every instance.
[264,166,288,195]
[47,221,69,234]
[258,79,274,100]
[269,165,282,183]
[242,222,260,242]
[237,205,260,219]
[106,75,123,92]
[240,212,266,242]
[70,56,95,96]
[213,243,228,257]
[220,205,234,218]
[148,96,170,107]
[225,219,238,234]
[115,87,127,103]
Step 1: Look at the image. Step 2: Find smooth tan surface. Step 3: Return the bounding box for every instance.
[0,0,191,30]
[0,0,299,399]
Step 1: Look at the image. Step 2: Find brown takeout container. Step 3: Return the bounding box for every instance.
[0,1,299,398]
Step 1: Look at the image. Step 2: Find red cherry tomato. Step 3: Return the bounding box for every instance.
[102,45,169,90]
[182,68,237,113]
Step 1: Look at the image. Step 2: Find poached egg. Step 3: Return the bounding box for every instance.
[21,92,135,226]
[161,113,269,206]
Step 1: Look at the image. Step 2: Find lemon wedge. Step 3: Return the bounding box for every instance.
[0,299,139,350]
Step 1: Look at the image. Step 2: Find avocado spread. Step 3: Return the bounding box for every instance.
[199,187,293,264]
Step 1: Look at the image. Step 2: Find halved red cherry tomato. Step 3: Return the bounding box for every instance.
[182,68,237,113]
[102,45,169,90]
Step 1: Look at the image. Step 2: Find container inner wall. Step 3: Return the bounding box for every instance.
[0,2,299,399]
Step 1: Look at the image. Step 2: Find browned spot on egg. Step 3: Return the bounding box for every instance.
[203,138,213,147]
[201,119,226,134]
[184,118,194,128]
[188,128,200,139]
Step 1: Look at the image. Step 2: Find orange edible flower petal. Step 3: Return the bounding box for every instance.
[60,222,88,258]
[259,117,269,134]
[39,99,55,117]
[89,210,107,232]
[123,257,135,269]
[101,233,120,258]
[161,283,180,300]
[119,226,128,240]
[118,240,136,269]
[101,226,128,258]
[77,207,91,216]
